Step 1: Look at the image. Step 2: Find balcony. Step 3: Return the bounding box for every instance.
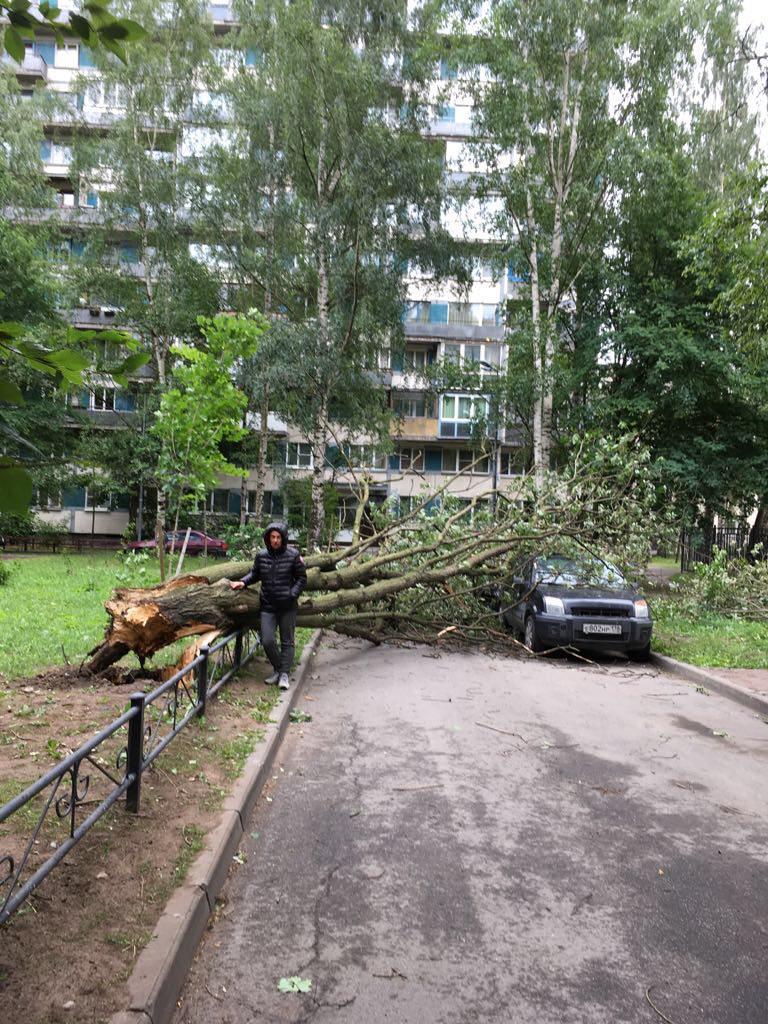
[70,307,121,330]
[209,3,238,30]
[390,417,439,441]
[2,51,48,83]
[404,321,505,342]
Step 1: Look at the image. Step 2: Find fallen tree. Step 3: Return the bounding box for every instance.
[86,435,671,674]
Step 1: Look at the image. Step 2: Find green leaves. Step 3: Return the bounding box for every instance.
[0,460,33,514]
[0,1,147,64]
[0,380,24,406]
[278,976,312,994]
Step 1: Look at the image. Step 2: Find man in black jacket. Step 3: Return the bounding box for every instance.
[229,522,307,689]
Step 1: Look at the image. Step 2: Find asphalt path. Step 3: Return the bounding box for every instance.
[173,637,768,1024]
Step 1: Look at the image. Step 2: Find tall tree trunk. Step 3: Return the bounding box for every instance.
[526,180,545,488]
[239,410,248,526]
[309,111,331,549]
[309,412,328,549]
[252,383,270,527]
[747,502,767,560]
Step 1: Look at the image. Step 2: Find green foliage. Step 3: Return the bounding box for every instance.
[278,977,312,994]
[0,1,147,64]
[666,547,768,621]
[281,477,339,548]
[220,522,264,561]
[153,313,266,518]
[0,510,36,539]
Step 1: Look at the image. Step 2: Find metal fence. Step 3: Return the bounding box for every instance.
[0,626,259,927]
[679,527,768,573]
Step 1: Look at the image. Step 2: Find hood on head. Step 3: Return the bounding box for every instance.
[263,521,289,550]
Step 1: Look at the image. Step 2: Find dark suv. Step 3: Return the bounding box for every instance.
[500,554,653,661]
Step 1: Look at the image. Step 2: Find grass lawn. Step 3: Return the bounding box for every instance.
[653,599,768,669]
[648,556,680,571]
[0,552,312,681]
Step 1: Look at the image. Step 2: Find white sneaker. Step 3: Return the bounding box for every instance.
[264,671,280,685]
[278,673,290,690]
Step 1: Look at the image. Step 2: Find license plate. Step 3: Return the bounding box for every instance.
[582,623,622,635]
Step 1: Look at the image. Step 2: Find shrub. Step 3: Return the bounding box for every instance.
[34,520,69,549]
[0,511,36,540]
[220,522,263,560]
[669,546,768,621]
[0,560,15,586]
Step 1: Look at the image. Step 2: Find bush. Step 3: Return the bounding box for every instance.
[220,523,263,560]
[0,560,15,586]
[0,511,36,540]
[669,546,768,621]
[34,520,69,549]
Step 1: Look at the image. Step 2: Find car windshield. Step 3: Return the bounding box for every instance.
[533,556,626,589]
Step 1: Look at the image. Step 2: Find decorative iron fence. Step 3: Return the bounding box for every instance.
[679,527,768,572]
[0,626,259,927]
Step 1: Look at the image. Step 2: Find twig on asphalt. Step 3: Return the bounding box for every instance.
[645,986,679,1024]
[475,722,529,742]
[372,967,408,980]
[205,983,224,1002]
[392,784,443,792]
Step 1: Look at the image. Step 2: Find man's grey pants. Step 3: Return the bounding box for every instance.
[260,608,297,675]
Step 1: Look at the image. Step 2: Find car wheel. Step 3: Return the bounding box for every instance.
[524,614,544,653]
[627,643,651,663]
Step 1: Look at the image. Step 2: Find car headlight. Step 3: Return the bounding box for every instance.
[543,596,565,615]
[634,599,649,618]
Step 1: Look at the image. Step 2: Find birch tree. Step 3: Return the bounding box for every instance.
[206,0,455,549]
[71,0,221,575]
[464,0,703,483]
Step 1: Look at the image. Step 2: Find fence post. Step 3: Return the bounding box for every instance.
[234,630,243,668]
[197,647,209,718]
[126,692,145,814]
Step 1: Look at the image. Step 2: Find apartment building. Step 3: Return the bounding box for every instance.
[7,2,527,539]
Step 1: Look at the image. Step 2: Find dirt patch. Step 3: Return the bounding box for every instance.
[0,653,283,1024]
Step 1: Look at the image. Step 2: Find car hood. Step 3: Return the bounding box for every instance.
[538,582,641,602]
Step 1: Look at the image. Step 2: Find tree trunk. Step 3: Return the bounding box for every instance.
[747,502,767,560]
[84,527,525,675]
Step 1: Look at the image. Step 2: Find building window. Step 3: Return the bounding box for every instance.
[404,348,432,371]
[34,40,56,65]
[346,445,387,470]
[396,447,424,472]
[78,45,96,68]
[92,388,115,411]
[393,393,435,418]
[458,449,489,474]
[114,390,136,412]
[209,489,229,513]
[285,441,312,468]
[62,486,86,508]
[500,448,528,476]
[439,394,487,438]
[32,488,61,510]
[84,487,112,511]
[436,105,455,123]
[439,58,458,80]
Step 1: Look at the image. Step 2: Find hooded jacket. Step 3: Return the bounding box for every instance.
[240,522,307,612]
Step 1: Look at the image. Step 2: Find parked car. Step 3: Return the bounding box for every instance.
[499,553,653,661]
[125,530,228,557]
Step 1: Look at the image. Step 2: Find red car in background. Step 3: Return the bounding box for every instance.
[125,530,228,557]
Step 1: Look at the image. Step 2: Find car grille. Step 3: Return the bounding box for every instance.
[570,605,630,618]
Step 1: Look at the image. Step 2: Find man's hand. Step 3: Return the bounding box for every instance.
[229,580,246,590]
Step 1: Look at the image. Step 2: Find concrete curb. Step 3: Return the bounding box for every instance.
[651,651,768,717]
[110,629,324,1024]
